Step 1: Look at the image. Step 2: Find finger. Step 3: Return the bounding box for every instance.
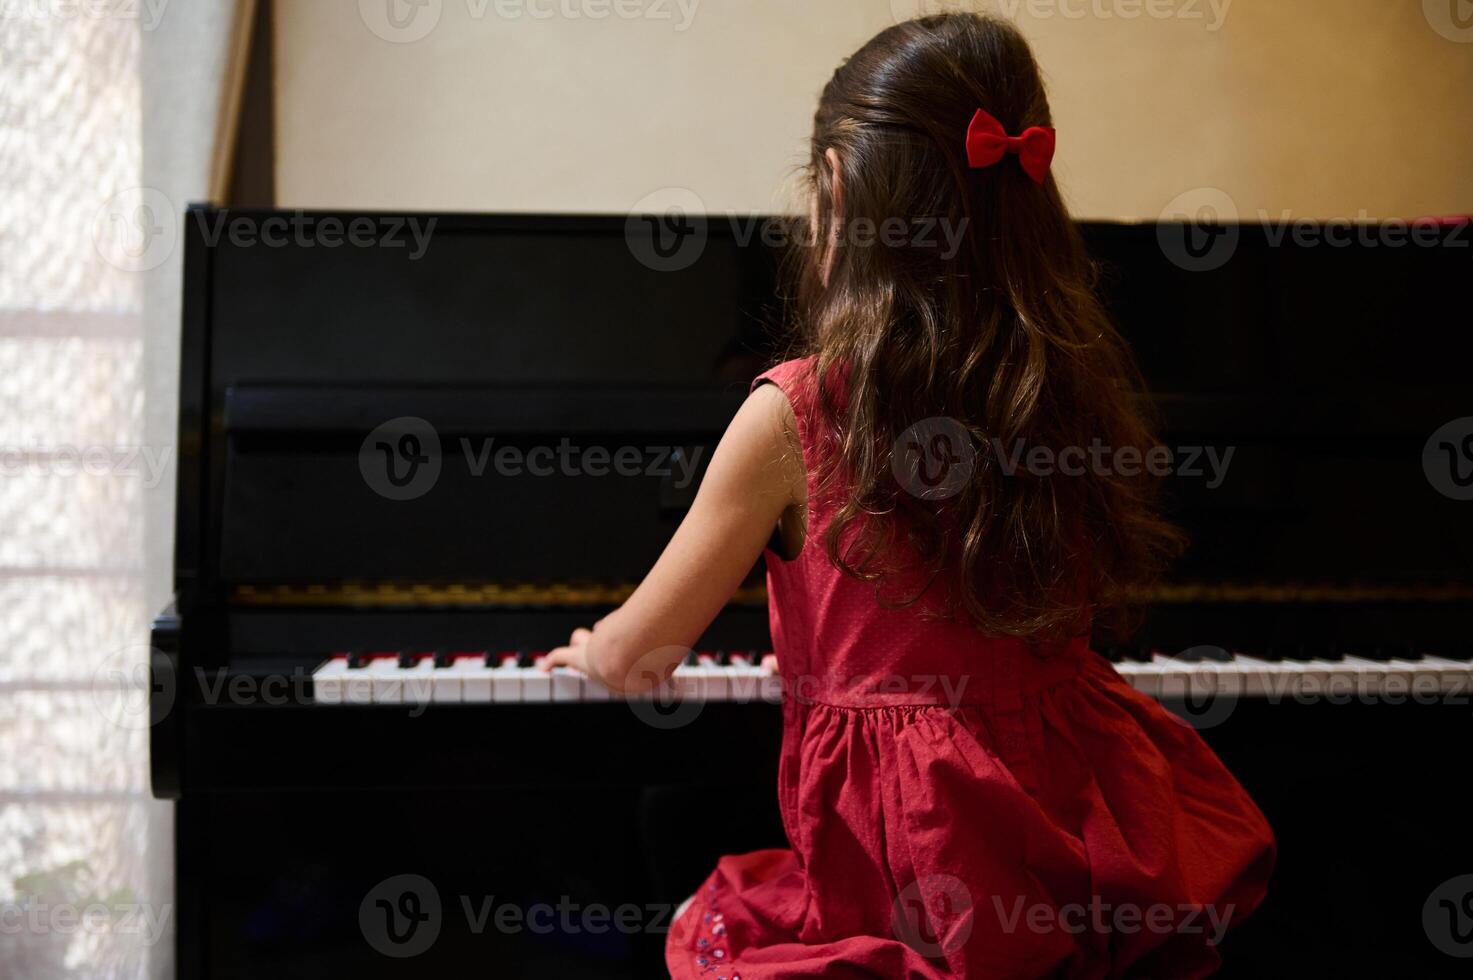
[540,648,571,672]
[570,627,593,646]
[761,653,779,673]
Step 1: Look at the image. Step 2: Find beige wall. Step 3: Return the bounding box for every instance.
[275,0,1473,219]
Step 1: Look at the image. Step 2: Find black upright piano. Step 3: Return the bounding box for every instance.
[153,208,1473,978]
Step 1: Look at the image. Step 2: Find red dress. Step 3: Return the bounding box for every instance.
[666,359,1275,979]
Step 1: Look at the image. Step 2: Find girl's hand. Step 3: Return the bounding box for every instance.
[540,627,594,675]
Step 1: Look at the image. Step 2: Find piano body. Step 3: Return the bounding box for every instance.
[154,208,1473,978]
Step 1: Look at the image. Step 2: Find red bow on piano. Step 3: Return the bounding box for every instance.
[964,108,1056,185]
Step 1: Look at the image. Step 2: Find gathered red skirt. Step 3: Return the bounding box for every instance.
[666,653,1274,979]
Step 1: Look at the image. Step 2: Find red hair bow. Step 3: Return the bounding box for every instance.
[965,108,1056,185]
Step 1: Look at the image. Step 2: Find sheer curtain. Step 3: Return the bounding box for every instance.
[1,0,244,974]
[0,8,167,979]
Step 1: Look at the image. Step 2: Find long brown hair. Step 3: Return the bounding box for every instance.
[794,13,1183,641]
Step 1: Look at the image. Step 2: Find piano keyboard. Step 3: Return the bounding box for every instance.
[1110,649,1473,699]
[312,651,784,706]
[311,648,1473,705]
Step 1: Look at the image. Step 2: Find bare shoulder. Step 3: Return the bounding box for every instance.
[714,383,806,507]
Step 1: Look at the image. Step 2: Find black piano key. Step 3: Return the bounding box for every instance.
[432,649,453,669]
[1280,643,1320,663]
[1100,646,1126,664]
[683,650,699,667]
[1445,643,1473,663]
[1391,644,1424,662]
[347,651,367,670]
[1176,646,1235,664]
[396,651,417,669]
[1253,643,1285,663]
[515,650,534,669]
[716,650,732,666]
[1125,645,1153,664]
[483,651,499,669]
[1333,640,1377,660]
[1359,642,1419,663]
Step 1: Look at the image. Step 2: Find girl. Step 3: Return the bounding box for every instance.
[543,13,1274,978]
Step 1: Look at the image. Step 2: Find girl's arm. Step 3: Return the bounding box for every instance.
[540,383,804,694]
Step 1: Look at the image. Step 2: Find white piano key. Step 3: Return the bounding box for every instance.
[459,656,493,703]
[1114,657,1160,697]
[312,656,348,704]
[402,656,437,707]
[551,667,582,703]
[344,660,375,705]
[718,655,752,704]
[522,657,552,702]
[490,657,522,703]
[671,662,704,701]
[579,671,612,702]
[1227,656,1294,699]
[1338,655,1388,681]
[1151,655,1197,700]
[696,655,733,702]
[758,664,784,704]
[1418,656,1473,694]
[430,656,464,703]
[367,657,404,704]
